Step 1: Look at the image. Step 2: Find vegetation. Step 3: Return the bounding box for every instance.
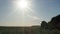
[40,15,60,34]
[0,15,60,34]
[0,26,40,34]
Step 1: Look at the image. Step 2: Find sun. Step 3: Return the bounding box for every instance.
[13,0,32,14]
[16,0,28,9]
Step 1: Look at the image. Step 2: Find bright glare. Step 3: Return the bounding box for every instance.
[12,0,34,26]
[13,0,33,16]
[14,0,33,15]
[16,0,28,9]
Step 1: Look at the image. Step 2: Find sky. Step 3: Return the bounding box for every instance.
[0,0,60,26]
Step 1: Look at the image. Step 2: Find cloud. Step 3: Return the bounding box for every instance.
[27,15,40,20]
[27,15,40,25]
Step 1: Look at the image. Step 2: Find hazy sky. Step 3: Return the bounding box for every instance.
[0,0,60,26]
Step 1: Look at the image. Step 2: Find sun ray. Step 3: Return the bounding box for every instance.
[12,0,33,26]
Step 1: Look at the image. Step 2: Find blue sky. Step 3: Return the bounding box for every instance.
[0,0,60,26]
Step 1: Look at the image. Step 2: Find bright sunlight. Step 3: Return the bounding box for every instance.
[16,0,28,9]
[13,0,33,15]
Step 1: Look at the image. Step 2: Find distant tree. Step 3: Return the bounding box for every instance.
[40,14,60,34]
[41,21,48,29]
[48,15,60,30]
